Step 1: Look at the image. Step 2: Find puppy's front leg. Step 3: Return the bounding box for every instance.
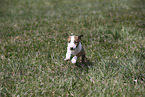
[64,50,71,61]
[71,56,77,64]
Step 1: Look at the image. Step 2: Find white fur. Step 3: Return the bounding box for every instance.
[64,36,82,64]
[71,56,77,63]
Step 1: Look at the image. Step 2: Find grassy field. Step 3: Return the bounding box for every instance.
[0,0,145,96]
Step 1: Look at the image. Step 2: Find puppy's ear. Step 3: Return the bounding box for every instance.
[78,35,83,40]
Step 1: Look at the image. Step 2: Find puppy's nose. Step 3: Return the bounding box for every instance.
[70,47,74,50]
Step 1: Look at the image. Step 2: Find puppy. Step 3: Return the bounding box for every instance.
[64,34,86,64]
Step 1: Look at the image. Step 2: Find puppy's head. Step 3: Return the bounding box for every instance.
[67,35,83,50]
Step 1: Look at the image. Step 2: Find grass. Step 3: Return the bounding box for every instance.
[0,0,145,96]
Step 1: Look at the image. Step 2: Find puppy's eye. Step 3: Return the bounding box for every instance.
[75,41,78,43]
[68,40,71,43]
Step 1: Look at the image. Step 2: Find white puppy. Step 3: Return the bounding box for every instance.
[64,35,86,64]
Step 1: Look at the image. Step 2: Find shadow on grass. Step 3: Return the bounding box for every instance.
[75,58,93,70]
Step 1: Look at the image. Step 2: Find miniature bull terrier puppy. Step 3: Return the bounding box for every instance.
[64,34,86,64]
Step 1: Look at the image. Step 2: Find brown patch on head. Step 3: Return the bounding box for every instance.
[74,36,80,42]
[67,36,71,43]
[74,36,80,46]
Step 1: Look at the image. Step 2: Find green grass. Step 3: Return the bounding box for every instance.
[0,0,145,96]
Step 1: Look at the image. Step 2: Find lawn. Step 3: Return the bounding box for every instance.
[0,0,145,96]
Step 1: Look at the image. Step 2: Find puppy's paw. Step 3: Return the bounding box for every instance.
[71,56,77,64]
[71,59,76,64]
[64,58,70,61]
